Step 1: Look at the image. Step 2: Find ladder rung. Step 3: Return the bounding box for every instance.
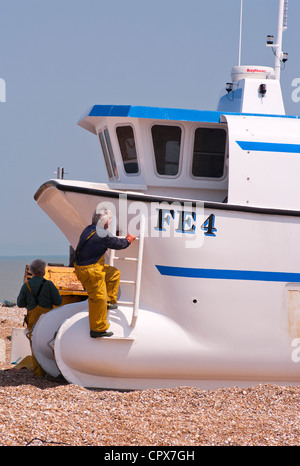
[117,300,134,306]
[112,218,145,329]
[114,257,138,261]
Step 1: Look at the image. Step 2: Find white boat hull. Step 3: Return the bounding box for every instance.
[33,182,300,389]
[53,303,300,389]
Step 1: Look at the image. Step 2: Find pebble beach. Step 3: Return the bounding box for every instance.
[0,305,299,447]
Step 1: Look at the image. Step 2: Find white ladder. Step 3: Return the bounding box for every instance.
[109,215,145,328]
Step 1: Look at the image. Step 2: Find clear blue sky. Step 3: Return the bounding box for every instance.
[0,0,299,256]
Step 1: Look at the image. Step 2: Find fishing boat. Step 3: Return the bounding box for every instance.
[32,0,300,389]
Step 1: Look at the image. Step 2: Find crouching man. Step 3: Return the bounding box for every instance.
[17,259,62,376]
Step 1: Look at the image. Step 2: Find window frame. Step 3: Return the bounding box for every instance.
[115,124,140,176]
[97,128,119,180]
[150,123,183,179]
[98,130,114,180]
[104,128,119,179]
[190,124,228,181]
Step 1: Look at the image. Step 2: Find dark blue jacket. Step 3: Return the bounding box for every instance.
[75,224,130,266]
[17,276,62,311]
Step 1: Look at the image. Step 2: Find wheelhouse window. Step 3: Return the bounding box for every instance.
[99,132,113,179]
[98,129,118,179]
[104,129,118,178]
[151,125,181,176]
[192,127,226,178]
[116,126,139,174]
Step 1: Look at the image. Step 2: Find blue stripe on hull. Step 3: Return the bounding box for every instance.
[236,141,300,153]
[156,265,300,282]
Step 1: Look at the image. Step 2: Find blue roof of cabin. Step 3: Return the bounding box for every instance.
[78,104,296,128]
[79,105,225,123]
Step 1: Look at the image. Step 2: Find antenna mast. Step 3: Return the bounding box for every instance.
[274,0,288,80]
[238,0,243,66]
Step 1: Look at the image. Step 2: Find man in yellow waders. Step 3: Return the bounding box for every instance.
[74,208,135,338]
[17,259,62,376]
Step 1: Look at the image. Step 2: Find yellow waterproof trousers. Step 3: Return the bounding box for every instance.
[74,256,121,332]
[26,305,51,377]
